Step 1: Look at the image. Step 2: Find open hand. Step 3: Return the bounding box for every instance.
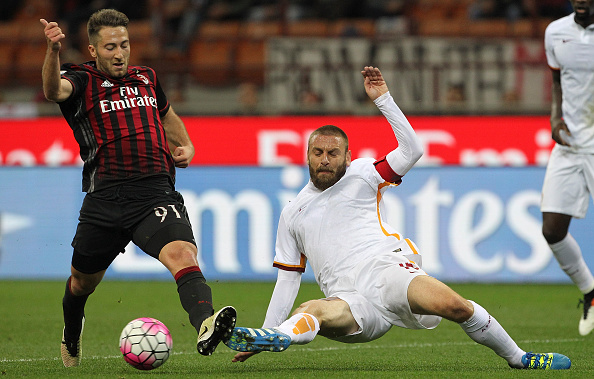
[361,66,388,101]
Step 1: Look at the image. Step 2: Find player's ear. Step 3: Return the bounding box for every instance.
[346,150,352,166]
[88,44,97,58]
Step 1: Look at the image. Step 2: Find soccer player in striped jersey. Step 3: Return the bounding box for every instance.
[226,66,571,370]
[41,9,235,367]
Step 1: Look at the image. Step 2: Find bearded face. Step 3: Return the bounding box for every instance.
[307,134,351,191]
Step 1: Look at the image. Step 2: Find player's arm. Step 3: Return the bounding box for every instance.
[262,269,302,328]
[361,66,423,181]
[263,213,305,329]
[161,107,195,168]
[232,268,302,363]
[40,19,73,103]
[550,68,571,146]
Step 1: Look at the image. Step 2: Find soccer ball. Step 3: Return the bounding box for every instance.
[119,317,172,370]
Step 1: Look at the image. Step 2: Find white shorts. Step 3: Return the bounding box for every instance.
[541,145,594,218]
[326,247,442,343]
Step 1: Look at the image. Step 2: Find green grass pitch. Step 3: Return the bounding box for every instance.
[0,280,591,378]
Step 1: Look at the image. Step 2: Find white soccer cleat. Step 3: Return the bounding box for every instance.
[61,317,84,367]
[197,306,237,356]
[579,295,594,336]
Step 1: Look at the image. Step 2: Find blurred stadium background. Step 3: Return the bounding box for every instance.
[2,0,593,286]
[0,0,572,116]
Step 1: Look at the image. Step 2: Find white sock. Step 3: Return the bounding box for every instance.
[459,301,525,368]
[275,313,320,345]
[550,233,594,293]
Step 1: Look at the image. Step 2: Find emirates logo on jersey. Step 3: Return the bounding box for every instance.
[99,86,157,113]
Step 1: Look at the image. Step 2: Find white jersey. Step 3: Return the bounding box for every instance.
[273,158,418,297]
[545,13,594,152]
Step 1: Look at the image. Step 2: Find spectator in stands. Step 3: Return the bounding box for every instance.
[468,0,526,21]
[12,0,54,21]
[206,0,315,22]
[528,0,573,18]
[445,83,466,104]
[56,0,148,52]
[365,0,414,37]
[364,0,410,19]
[205,0,282,21]
[153,0,212,56]
[312,0,363,19]
[205,0,252,20]
[238,82,260,115]
[0,2,23,21]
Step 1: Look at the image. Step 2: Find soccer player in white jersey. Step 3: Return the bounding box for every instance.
[224,66,571,370]
[542,0,594,336]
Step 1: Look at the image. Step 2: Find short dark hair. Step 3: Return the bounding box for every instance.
[87,9,129,46]
[308,125,349,151]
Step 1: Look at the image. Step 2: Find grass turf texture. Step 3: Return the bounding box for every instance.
[0,280,590,378]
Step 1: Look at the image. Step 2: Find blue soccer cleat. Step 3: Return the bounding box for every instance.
[519,352,571,370]
[224,327,291,352]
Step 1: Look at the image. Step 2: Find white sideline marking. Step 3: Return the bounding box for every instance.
[0,338,582,364]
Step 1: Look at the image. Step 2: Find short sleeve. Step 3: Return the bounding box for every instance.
[154,76,171,118]
[272,211,306,272]
[544,25,559,70]
[60,68,87,103]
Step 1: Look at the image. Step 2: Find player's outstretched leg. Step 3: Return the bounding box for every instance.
[225,327,292,352]
[61,317,85,367]
[197,306,237,356]
[515,352,571,370]
[458,300,570,370]
[579,290,594,336]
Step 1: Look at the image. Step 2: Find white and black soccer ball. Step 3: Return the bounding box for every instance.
[119,317,172,370]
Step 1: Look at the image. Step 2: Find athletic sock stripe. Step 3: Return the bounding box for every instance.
[293,314,316,335]
[304,314,315,330]
[174,266,202,281]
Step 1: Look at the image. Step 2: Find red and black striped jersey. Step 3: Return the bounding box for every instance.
[59,61,175,193]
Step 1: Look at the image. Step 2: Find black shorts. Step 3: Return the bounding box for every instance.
[71,177,196,274]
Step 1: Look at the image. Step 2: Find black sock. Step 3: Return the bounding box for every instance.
[62,277,90,342]
[175,267,214,333]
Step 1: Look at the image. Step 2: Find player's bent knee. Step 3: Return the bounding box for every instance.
[293,299,322,315]
[70,270,103,295]
[159,241,198,271]
[542,225,566,244]
[442,297,473,323]
[293,299,340,320]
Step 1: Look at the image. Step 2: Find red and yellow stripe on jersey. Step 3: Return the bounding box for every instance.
[273,253,307,273]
